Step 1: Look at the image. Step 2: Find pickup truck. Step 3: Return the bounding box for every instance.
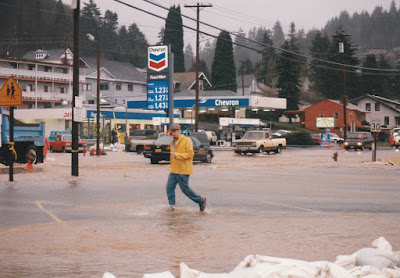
[233,130,286,155]
[0,108,45,165]
[128,129,158,153]
[49,134,87,153]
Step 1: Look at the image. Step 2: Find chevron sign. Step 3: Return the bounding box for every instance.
[148,45,168,72]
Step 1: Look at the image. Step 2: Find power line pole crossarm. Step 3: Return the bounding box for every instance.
[184,3,212,132]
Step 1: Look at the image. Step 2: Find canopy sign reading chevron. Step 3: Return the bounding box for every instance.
[148,45,168,72]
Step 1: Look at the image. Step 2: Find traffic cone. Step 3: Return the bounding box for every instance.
[27,162,33,171]
[327,144,331,149]
[342,143,345,150]
[90,148,95,156]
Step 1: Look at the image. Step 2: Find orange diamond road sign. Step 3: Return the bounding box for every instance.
[0,77,22,106]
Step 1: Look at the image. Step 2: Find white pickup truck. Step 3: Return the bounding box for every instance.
[233,130,286,154]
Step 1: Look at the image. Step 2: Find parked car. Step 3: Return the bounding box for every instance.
[311,133,321,144]
[49,134,87,153]
[327,133,344,143]
[48,130,71,142]
[143,135,214,164]
[272,129,291,137]
[343,132,373,151]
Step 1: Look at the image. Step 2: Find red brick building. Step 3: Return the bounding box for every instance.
[285,99,367,136]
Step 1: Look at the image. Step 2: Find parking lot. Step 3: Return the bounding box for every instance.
[1,146,399,277]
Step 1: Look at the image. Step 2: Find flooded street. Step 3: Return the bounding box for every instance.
[1,146,400,277]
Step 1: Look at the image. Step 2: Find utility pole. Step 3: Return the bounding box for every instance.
[184,3,212,132]
[72,0,80,176]
[96,39,100,156]
[333,33,351,140]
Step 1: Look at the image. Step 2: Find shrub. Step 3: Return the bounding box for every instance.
[284,131,314,145]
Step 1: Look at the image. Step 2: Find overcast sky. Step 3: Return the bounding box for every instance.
[64,0,397,46]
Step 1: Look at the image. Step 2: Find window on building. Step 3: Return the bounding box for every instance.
[384,116,389,126]
[375,103,380,111]
[128,84,133,91]
[365,103,371,111]
[86,83,92,91]
[28,103,34,109]
[122,100,125,104]
[116,84,121,90]
[335,112,339,119]
[319,113,324,117]
[88,99,95,104]
[115,99,117,104]
[60,87,65,94]
[28,64,34,71]
[44,66,52,72]
[44,86,49,92]
[395,117,400,126]
[100,84,109,90]
[199,80,204,91]
[44,103,51,109]
[10,62,17,69]
[28,84,34,91]
[357,113,361,122]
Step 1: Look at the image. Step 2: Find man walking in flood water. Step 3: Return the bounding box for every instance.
[166,123,206,212]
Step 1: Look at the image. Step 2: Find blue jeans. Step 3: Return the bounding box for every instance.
[166,173,202,206]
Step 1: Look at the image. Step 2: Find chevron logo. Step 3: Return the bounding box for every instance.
[148,46,168,72]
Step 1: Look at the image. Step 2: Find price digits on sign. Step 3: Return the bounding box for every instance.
[154,94,168,101]
[154,102,167,109]
[155,86,167,94]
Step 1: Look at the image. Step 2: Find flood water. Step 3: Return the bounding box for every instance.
[1,146,400,277]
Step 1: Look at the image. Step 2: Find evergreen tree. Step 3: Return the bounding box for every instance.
[360,54,381,95]
[276,35,301,112]
[272,21,285,47]
[211,31,237,91]
[238,59,254,75]
[326,27,359,100]
[184,43,194,72]
[254,30,275,85]
[200,40,215,74]
[80,0,101,56]
[162,5,185,72]
[310,31,330,94]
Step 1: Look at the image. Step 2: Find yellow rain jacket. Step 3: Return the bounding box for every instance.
[170,134,194,175]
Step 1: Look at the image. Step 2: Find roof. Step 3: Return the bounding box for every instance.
[174,72,211,89]
[22,48,68,61]
[328,99,365,112]
[350,94,400,114]
[82,56,146,83]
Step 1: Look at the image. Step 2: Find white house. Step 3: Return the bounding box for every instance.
[350,94,400,129]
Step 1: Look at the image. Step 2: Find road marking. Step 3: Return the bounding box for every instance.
[35,201,62,223]
[262,200,322,213]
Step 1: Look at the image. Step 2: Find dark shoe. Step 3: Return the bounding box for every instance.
[199,197,206,212]
[169,205,175,212]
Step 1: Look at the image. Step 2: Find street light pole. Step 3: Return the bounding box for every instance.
[96,39,100,155]
[87,33,101,156]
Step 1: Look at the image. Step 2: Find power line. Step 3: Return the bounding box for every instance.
[136,0,400,74]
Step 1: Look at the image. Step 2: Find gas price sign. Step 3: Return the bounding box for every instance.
[147,80,169,110]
